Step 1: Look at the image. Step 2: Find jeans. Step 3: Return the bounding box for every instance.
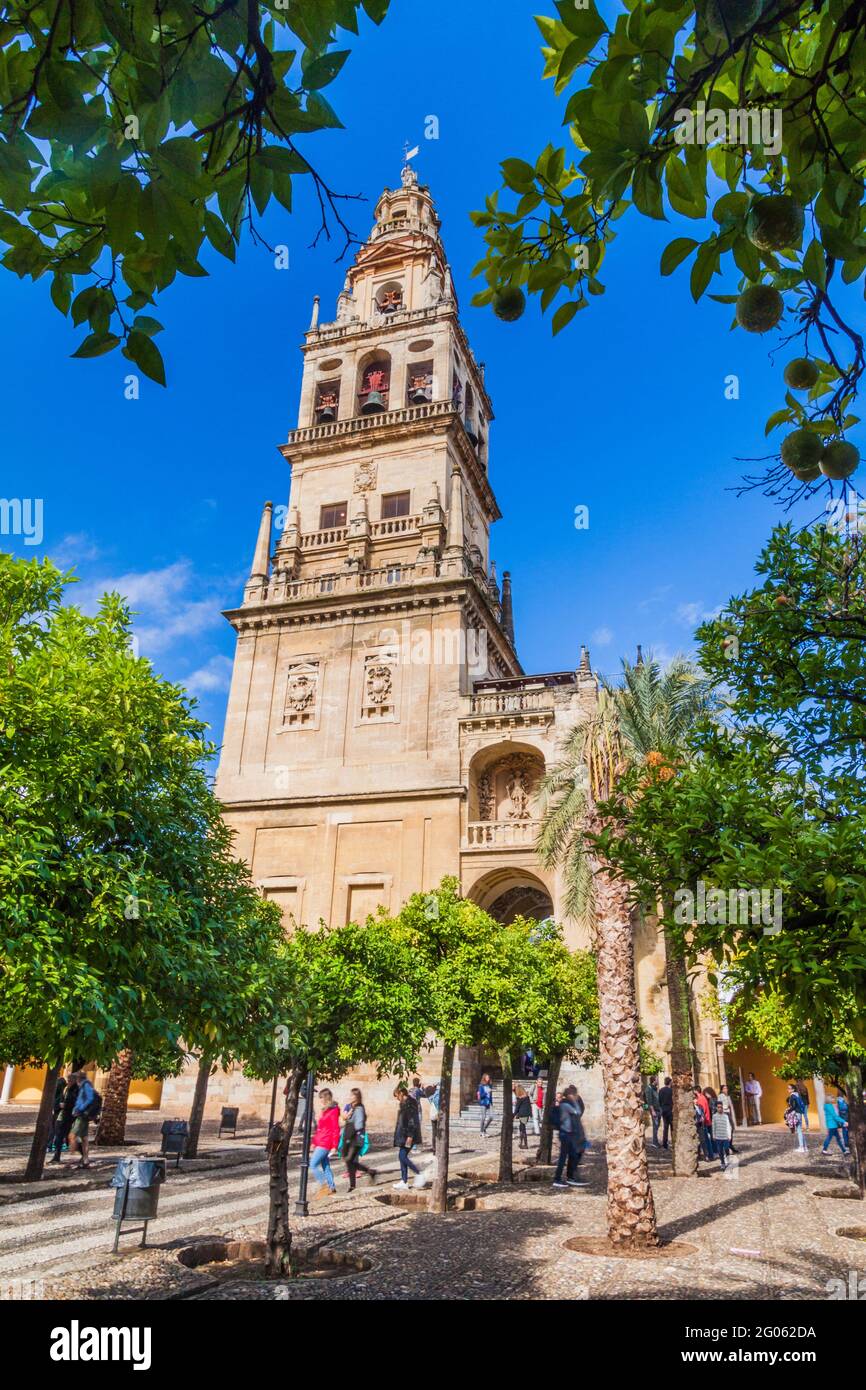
[554,1135,583,1183]
[479,1106,494,1135]
[649,1108,661,1146]
[823,1128,846,1154]
[842,1125,849,1150]
[531,1104,542,1135]
[716,1139,730,1169]
[51,1113,74,1160]
[398,1145,420,1182]
[310,1146,335,1191]
[661,1112,672,1147]
[701,1123,715,1159]
[517,1120,528,1149]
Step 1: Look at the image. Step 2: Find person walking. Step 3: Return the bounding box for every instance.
[50,1069,79,1164]
[718,1084,737,1153]
[477,1072,495,1139]
[711,1101,733,1170]
[427,1082,441,1155]
[342,1089,376,1193]
[392,1084,422,1190]
[47,1072,67,1153]
[695,1087,714,1160]
[796,1080,811,1130]
[821,1096,849,1156]
[309,1088,340,1197]
[409,1077,425,1147]
[836,1090,850,1151]
[744,1072,763,1125]
[531,1078,544,1136]
[70,1071,99,1169]
[785,1084,807,1153]
[552,1086,588,1189]
[644,1075,661,1148]
[513,1084,532,1149]
[659,1076,674,1150]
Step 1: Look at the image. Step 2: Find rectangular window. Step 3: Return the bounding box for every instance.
[319,502,347,529]
[381,491,410,520]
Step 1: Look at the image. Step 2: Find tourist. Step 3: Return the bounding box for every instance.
[309,1088,340,1197]
[744,1072,763,1125]
[836,1089,850,1150]
[342,1089,376,1193]
[711,1100,733,1171]
[821,1096,849,1156]
[796,1079,811,1129]
[532,1078,544,1135]
[47,1072,67,1153]
[695,1087,714,1160]
[477,1072,495,1138]
[718,1085,737,1153]
[392,1083,422,1190]
[552,1085,588,1189]
[50,1068,79,1164]
[70,1071,98,1169]
[427,1082,441,1154]
[785,1084,807,1153]
[644,1074,661,1148]
[513,1084,532,1149]
[409,1076,425,1146]
[659,1076,674,1149]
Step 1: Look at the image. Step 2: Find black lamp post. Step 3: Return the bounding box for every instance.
[294,1069,316,1217]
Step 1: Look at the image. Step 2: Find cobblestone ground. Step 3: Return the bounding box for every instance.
[1,1108,864,1301]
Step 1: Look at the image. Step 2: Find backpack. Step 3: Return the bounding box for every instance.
[784,1107,799,1131]
[83,1089,102,1121]
[548,1103,561,1131]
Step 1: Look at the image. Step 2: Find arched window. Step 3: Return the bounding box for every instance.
[357,353,391,414]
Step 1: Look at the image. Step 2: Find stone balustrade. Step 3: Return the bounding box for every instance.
[464,819,541,848]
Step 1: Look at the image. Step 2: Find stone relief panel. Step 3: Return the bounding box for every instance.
[282,659,320,729]
[354,459,378,493]
[473,753,543,821]
[360,648,398,722]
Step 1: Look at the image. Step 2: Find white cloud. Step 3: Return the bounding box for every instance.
[184,654,234,696]
[638,584,672,612]
[591,625,614,647]
[52,532,103,568]
[675,600,722,628]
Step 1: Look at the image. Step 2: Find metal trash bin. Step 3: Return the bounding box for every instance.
[160,1119,189,1166]
[110,1157,166,1252]
[219,1105,239,1138]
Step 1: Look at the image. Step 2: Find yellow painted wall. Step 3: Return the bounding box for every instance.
[10,1065,47,1104]
[128,1078,163,1109]
[726,1043,828,1126]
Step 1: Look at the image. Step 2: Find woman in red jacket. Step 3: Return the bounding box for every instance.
[310,1088,341,1196]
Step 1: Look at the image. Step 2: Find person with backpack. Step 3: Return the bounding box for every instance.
[341,1088,376,1193]
[392,1084,422,1190]
[513,1084,532,1149]
[70,1071,100,1169]
[552,1085,588,1189]
[309,1088,341,1196]
[821,1096,849,1156]
[695,1087,713,1160]
[711,1100,733,1170]
[477,1072,494,1138]
[796,1080,811,1129]
[785,1084,807,1153]
[658,1077,674,1150]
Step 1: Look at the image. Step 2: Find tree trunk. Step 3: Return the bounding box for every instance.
[498,1048,515,1182]
[185,1051,214,1160]
[24,1063,61,1182]
[95,1049,134,1146]
[536,1054,562,1164]
[265,1064,303,1276]
[429,1042,454,1213]
[663,928,698,1177]
[594,864,660,1248]
[845,1059,866,1200]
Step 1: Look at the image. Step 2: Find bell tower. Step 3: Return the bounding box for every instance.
[215,159,520,930]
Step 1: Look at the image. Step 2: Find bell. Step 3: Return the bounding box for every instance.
[409,385,430,404]
[463,418,479,447]
[317,404,336,422]
[361,390,386,413]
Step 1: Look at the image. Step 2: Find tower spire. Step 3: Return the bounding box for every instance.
[501,570,515,647]
[249,501,273,582]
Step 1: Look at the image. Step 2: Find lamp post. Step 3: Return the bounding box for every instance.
[294,1070,316,1217]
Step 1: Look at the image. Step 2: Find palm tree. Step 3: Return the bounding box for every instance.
[539,653,713,1185]
[538,687,659,1247]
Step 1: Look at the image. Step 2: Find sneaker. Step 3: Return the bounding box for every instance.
[313,1184,330,1199]
[551,1181,569,1189]
[566,1179,589,1187]
[392,1180,409,1191]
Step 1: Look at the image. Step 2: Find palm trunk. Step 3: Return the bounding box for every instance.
[845,1059,866,1199]
[265,1064,303,1275]
[95,1049,134,1146]
[663,929,698,1177]
[185,1051,214,1160]
[536,1054,562,1164]
[24,1063,61,1182]
[429,1042,454,1213]
[594,864,659,1247]
[498,1048,515,1182]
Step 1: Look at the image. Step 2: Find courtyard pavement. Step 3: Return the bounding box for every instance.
[1,1108,863,1301]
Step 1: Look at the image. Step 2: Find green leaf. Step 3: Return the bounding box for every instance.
[71,332,120,358]
[552,299,580,334]
[302,50,350,91]
[660,237,698,276]
[124,330,166,386]
[501,158,537,193]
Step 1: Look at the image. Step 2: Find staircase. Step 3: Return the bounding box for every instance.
[450,1081,534,1138]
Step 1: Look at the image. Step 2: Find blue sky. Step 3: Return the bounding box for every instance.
[0,0,842,742]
